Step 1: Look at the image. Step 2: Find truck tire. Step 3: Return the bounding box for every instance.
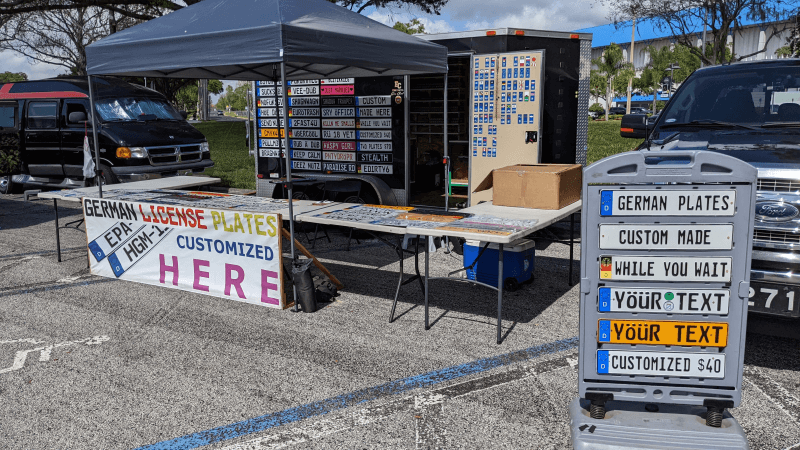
[0,175,19,194]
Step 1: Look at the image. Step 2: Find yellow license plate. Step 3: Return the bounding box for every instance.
[598,320,728,347]
[260,128,285,138]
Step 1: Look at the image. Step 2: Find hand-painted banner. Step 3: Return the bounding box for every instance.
[83,198,284,308]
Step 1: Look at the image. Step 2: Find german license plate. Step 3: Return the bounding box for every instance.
[598,287,730,314]
[599,256,731,282]
[598,319,728,347]
[600,190,736,216]
[748,281,800,317]
[597,350,725,378]
[598,224,733,250]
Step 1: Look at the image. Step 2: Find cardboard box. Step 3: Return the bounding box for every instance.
[473,164,582,210]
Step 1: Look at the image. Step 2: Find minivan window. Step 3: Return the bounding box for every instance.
[95,97,182,122]
[0,105,14,128]
[27,101,57,128]
[660,65,800,127]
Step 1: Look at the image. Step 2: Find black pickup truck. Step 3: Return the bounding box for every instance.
[620,59,800,338]
[0,77,213,193]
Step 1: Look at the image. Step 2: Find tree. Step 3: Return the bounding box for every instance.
[0,0,448,23]
[393,18,425,34]
[175,79,223,113]
[0,71,27,83]
[215,82,250,111]
[602,0,794,66]
[593,43,633,120]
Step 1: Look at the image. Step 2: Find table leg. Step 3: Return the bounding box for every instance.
[424,236,430,331]
[497,243,504,344]
[569,213,575,286]
[54,199,61,263]
[390,237,405,323]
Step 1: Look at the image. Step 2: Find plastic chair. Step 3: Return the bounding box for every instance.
[311,180,364,250]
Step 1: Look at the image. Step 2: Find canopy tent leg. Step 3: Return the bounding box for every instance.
[280,62,299,312]
[87,75,103,198]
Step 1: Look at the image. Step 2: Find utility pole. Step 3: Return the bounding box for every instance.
[626,17,636,115]
[198,79,208,121]
[701,5,708,68]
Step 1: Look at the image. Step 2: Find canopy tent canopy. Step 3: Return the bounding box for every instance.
[85,0,449,80]
[83,0,451,295]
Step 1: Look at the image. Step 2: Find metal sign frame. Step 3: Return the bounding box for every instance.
[579,150,757,407]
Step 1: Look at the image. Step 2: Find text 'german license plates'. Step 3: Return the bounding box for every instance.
[598,319,728,347]
[597,350,725,378]
[288,85,319,96]
[600,190,736,216]
[599,224,733,250]
[600,256,731,282]
[599,287,730,314]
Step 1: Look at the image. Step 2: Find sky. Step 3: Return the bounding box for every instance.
[0,0,612,101]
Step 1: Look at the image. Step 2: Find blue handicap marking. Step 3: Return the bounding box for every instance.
[598,288,611,312]
[598,319,611,342]
[600,191,614,216]
[597,350,609,374]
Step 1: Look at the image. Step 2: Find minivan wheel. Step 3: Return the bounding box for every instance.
[87,164,119,186]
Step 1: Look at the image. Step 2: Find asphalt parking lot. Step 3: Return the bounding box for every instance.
[0,194,798,449]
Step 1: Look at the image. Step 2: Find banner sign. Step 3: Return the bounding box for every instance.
[83,198,285,309]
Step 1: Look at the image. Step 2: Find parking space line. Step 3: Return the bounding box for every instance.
[743,367,800,424]
[218,350,578,450]
[134,337,579,450]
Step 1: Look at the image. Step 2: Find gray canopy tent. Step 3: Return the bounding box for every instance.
[85,0,448,309]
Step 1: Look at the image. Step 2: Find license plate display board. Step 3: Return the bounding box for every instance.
[469,51,544,204]
[255,77,404,189]
[578,150,757,407]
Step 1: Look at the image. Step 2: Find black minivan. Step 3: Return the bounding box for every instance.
[0,76,213,194]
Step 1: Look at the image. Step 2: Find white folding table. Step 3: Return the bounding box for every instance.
[297,200,582,343]
[38,176,221,261]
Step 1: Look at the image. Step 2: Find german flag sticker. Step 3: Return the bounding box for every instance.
[600,256,612,279]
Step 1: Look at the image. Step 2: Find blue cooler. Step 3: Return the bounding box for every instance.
[463,239,535,290]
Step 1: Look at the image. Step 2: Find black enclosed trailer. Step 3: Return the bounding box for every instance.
[254,28,592,207]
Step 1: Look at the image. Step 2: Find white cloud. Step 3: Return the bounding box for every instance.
[447,0,609,31]
[0,51,63,80]
[367,11,455,34]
